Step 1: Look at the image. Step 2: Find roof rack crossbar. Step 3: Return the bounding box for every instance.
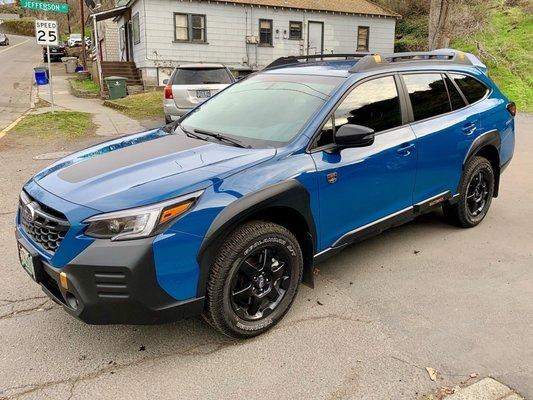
[349,50,473,73]
[265,53,372,70]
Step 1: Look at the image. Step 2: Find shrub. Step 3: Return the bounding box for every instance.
[1,18,35,36]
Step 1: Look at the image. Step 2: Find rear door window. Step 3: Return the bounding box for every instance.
[172,68,233,85]
[451,74,489,104]
[403,73,451,121]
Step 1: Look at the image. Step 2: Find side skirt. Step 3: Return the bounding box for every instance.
[314,191,452,264]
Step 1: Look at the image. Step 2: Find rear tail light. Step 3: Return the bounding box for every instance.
[164,85,173,100]
[507,102,516,117]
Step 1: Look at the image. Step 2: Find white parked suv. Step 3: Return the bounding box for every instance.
[163,63,235,123]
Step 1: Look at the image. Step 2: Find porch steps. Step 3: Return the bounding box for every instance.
[100,61,144,96]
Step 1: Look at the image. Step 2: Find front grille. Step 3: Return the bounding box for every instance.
[19,191,70,253]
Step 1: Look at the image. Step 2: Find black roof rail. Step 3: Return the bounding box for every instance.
[349,50,473,73]
[265,53,372,70]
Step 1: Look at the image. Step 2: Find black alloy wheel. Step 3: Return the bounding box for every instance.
[229,246,291,321]
[443,156,494,228]
[466,170,491,217]
[203,220,303,338]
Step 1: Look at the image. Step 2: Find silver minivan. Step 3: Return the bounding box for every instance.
[163,63,235,123]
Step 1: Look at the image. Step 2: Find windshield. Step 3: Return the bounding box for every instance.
[181,74,342,147]
[172,67,233,85]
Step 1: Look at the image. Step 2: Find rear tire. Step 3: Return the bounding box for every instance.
[443,156,494,228]
[203,221,303,338]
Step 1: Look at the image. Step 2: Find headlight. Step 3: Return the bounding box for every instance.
[84,190,203,241]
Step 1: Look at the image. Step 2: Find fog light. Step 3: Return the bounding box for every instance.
[59,272,68,289]
[65,292,79,310]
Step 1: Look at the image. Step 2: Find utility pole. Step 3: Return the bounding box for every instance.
[79,0,86,69]
[65,0,71,34]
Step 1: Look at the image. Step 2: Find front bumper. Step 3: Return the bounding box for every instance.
[16,231,204,324]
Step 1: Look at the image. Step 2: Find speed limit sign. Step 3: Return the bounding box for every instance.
[35,20,58,46]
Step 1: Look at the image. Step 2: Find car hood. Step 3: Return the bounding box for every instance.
[32,128,276,212]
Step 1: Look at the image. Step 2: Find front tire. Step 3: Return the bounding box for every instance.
[443,156,495,228]
[203,221,303,338]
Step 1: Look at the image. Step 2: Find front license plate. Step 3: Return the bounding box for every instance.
[18,244,36,280]
[197,90,211,98]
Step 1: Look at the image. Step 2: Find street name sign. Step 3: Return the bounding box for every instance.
[35,20,59,46]
[21,0,69,14]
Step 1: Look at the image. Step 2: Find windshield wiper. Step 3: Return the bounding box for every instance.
[179,124,206,141]
[178,124,250,148]
[192,128,250,148]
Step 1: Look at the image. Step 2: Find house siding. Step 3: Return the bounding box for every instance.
[130,0,396,85]
[99,20,120,61]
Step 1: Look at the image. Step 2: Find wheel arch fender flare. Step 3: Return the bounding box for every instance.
[462,129,501,197]
[196,179,317,297]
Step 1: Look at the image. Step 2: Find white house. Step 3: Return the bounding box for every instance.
[92,0,399,87]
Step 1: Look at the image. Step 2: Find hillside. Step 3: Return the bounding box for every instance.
[376,0,532,112]
[451,5,532,112]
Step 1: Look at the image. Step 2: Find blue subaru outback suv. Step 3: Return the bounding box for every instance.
[16,50,515,338]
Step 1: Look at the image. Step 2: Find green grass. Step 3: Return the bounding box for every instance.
[109,91,164,120]
[13,111,93,139]
[451,5,533,112]
[70,79,100,94]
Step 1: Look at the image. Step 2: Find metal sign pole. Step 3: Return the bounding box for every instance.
[46,44,55,112]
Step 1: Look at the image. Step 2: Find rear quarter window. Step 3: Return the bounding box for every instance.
[172,68,233,85]
[451,74,489,104]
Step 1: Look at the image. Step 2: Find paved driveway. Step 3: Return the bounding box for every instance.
[0,115,531,400]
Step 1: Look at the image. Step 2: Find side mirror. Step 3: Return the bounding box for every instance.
[335,124,375,148]
[163,79,169,85]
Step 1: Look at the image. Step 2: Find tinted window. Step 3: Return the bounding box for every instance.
[452,74,489,104]
[172,68,233,85]
[335,76,402,133]
[404,74,451,121]
[182,74,342,147]
[444,76,466,110]
[314,76,401,148]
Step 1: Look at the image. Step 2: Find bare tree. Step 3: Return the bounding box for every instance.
[429,0,451,50]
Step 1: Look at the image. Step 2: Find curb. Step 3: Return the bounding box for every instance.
[68,79,100,99]
[103,100,131,112]
[0,113,27,140]
[444,378,524,400]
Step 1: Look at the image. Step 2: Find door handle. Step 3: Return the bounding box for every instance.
[462,122,477,135]
[397,143,415,156]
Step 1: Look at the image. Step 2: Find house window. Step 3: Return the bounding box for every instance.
[357,26,369,51]
[174,13,206,42]
[289,21,302,40]
[259,19,273,45]
[191,14,206,42]
[132,13,140,45]
[174,13,189,41]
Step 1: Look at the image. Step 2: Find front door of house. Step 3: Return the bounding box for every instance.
[307,21,324,55]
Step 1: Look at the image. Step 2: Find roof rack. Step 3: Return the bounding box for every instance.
[264,53,372,70]
[349,50,473,73]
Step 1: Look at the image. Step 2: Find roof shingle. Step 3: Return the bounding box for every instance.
[207,0,399,17]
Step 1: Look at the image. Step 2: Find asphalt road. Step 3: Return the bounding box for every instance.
[0,115,531,400]
[0,34,41,131]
